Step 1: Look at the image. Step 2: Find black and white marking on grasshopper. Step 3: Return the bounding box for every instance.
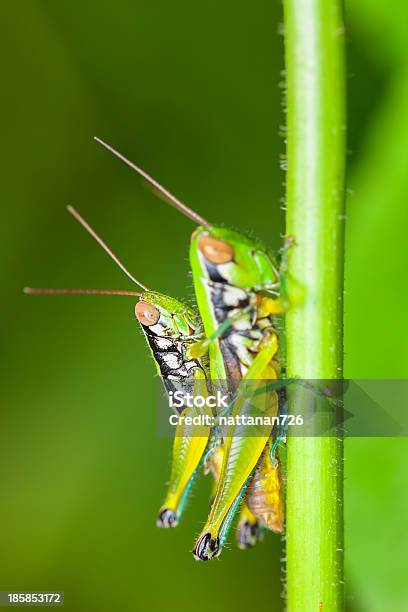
[204,262,276,380]
[140,318,206,396]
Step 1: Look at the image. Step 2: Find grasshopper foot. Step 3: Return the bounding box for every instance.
[192,532,220,561]
[236,519,263,549]
[157,508,178,528]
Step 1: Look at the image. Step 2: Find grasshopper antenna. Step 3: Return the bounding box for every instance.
[24,288,142,297]
[67,205,149,291]
[94,136,210,227]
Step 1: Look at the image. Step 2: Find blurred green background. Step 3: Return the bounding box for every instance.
[1,1,408,610]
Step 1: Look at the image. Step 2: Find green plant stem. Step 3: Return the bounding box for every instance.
[283,1,346,610]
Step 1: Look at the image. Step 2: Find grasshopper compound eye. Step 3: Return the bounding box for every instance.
[198,235,234,264]
[135,301,160,326]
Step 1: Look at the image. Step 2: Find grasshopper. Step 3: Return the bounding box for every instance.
[188,225,285,559]
[94,138,287,560]
[25,206,213,528]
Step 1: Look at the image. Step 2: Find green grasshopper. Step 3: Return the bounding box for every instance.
[94,138,287,560]
[188,225,286,560]
[25,206,265,543]
[25,206,213,528]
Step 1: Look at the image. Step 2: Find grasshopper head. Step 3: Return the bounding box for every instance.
[134,291,198,338]
[191,226,278,292]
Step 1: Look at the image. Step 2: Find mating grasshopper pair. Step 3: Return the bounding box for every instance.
[25,138,288,561]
